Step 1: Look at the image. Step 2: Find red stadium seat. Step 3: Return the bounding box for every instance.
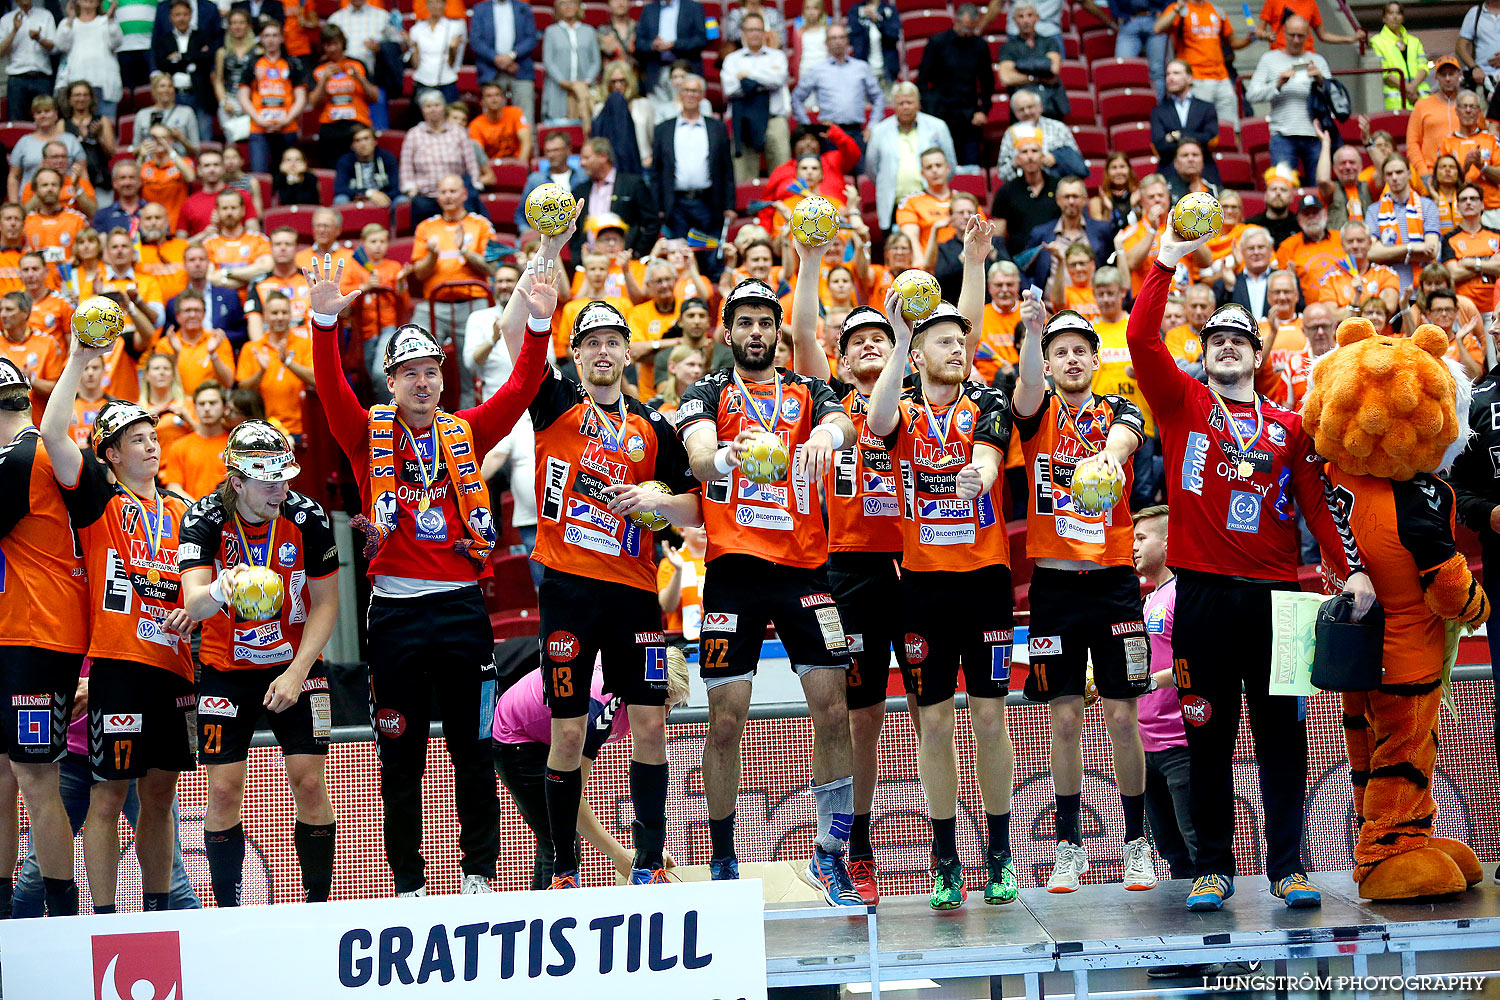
[894,0,937,11]
[1128,154,1160,179]
[581,4,608,26]
[393,199,412,236]
[1215,152,1254,189]
[118,114,135,148]
[951,171,988,203]
[1368,111,1409,141]
[1339,117,1363,144]
[1062,34,1080,59]
[386,236,415,263]
[1057,61,1088,91]
[1091,58,1151,91]
[1086,159,1106,191]
[905,39,928,71]
[1240,117,1271,156]
[337,204,388,238]
[987,92,1011,123]
[0,122,34,151]
[1063,92,1096,127]
[313,169,335,204]
[1073,125,1108,159]
[1108,121,1154,157]
[490,612,540,641]
[375,129,406,159]
[489,554,538,614]
[1080,30,1114,65]
[902,12,953,41]
[249,172,273,208]
[483,193,521,232]
[736,178,768,212]
[1097,88,1157,128]
[1217,122,1237,152]
[1238,190,1266,217]
[262,205,318,239]
[491,160,529,190]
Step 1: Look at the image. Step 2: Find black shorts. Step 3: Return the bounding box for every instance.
[899,564,1015,708]
[0,645,83,763]
[538,569,669,717]
[198,661,332,765]
[1023,565,1150,703]
[89,659,196,780]
[698,554,851,686]
[828,552,906,710]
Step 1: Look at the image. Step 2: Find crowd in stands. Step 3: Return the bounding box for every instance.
[1,0,1499,599]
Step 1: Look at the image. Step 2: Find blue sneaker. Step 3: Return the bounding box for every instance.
[1186,874,1234,911]
[630,868,671,885]
[709,855,740,881]
[1271,873,1321,908]
[799,848,864,906]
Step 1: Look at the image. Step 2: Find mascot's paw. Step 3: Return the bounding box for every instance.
[1424,555,1490,627]
[1428,838,1483,886]
[1357,847,1467,901]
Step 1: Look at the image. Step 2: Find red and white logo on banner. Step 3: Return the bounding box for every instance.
[93,931,183,1000]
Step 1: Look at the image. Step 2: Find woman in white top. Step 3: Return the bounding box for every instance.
[596,59,655,168]
[408,10,466,100]
[541,0,600,122]
[53,0,124,120]
[214,7,259,144]
[791,0,828,78]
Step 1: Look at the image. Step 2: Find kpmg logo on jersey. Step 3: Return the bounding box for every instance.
[92,931,183,1000]
[278,542,297,567]
[1227,490,1261,533]
[1181,432,1209,496]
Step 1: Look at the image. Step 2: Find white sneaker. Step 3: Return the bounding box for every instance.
[460,875,494,894]
[396,886,427,898]
[1046,841,1089,893]
[1122,837,1158,890]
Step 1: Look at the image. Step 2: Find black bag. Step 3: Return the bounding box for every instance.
[1308,76,1353,125]
[1310,593,1385,692]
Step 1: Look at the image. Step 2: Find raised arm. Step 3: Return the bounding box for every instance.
[1011,290,1048,417]
[865,289,913,438]
[956,214,991,371]
[38,342,105,489]
[502,204,580,362]
[1126,227,1213,421]
[304,254,372,462]
[459,260,559,454]
[789,235,832,381]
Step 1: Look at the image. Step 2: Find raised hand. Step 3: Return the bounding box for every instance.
[302,252,362,316]
[963,213,996,264]
[521,256,560,318]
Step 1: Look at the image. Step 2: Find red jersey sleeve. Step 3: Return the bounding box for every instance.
[1125,260,1194,428]
[456,327,551,454]
[310,315,371,468]
[1294,442,1361,580]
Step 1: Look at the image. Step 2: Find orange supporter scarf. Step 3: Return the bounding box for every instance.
[1375,188,1424,245]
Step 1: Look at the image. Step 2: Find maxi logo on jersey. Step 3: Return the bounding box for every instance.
[579,439,627,483]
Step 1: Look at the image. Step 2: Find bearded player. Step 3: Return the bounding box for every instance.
[40,348,196,915]
[676,278,861,905]
[866,283,1016,910]
[1013,295,1156,894]
[179,420,340,906]
[1127,224,1375,912]
[305,231,559,896]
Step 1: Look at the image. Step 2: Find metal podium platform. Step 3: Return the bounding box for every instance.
[764,875,1500,999]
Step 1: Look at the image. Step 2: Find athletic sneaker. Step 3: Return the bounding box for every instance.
[1122,838,1158,890]
[848,859,880,905]
[1185,874,1234,911]
[799,848,864,906]
[396,886,426,898]
[459,875,493,894]
[1271,873,1321,908]
[984,853,1018,904]
[930,857,967,910]
[1046,841,1088,892]
[548,872,580,890]
[709,855,740,881]
[630,868,672,885]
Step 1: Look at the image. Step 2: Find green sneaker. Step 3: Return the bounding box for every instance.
[930,857,967,910]
[985,853,1018,904]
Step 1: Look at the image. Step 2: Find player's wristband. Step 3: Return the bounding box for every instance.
[527,315,552,334]
[310,309,340,328]
[812,422,845,449]
[208,578,227,607]
[714,446,735,475]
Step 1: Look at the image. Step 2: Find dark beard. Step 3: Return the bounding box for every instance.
[730,338,773,372]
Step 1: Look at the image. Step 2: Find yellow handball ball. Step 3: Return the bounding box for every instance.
[524,182,578,236]
[72,295,126,348]
[1170,192,1224,241]
[891,269,942,323]
[229,565,285,622]
[739,431,789,484]
[1070,460,1124,515]
[628,480,673,531]
[788,195,841,246]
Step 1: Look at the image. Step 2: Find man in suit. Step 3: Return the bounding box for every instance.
[570,137,660,262]
[153,0,219,146]
[635,0,709,96]
[1023,176,1113,285]
[166,244,249,348]
[1150,59,1219,162]
[1212,225,1299,321]
[652,74,734,279]
[230,0,285,30]
[470,0,539,119]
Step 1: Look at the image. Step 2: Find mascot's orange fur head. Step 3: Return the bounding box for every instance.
[1302,318,1474,481]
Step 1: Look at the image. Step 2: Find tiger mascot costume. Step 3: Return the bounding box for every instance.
[1302,317,1489,901]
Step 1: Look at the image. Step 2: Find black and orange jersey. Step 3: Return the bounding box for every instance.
[529,367,694,591]
[826,378,902,555]
[243,54,306,135]
[677,367,845,569]
[1012,390,1144,566]
[885,382,1012,573]
[59,455,194,680]
[179,489,339,672]
[0,428,88,653]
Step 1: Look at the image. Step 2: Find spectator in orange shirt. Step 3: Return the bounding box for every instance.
[19,140,98,218]
[136,203,191,303]
[470,81,533,162]
[342,221,409,395]
[234,291,315,436]
[310,24,380,166]
[1424,287,1485,382]
[0,291,64,417]
[1275,194,1353,307]
[558,251,633,371]
[895,146,959,261]
[137,127,197,232]
[1047,241,1100,321]
[974,260,1022,388]
[246,227,313,340]
[198,190,274,289]
[22,169,89,276]
[0,204,25,295]
[1439,90,1500,225]
[161,379,229,500]
[1256,0,1364,51]
[1407,56,1465,194]
[293,208,352,274]
[1341,219,1401,315]
[18,252,71,346]
[69,356,111,448]
[157,290,236,395]
[626,259,685,397]
[1357,294,1392,336]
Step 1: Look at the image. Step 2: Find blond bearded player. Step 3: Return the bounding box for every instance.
[1012,297,1155,894]
[675,277,862,905]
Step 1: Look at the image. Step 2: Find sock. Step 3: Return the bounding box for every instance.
[811,775,854,856]
[1055,793,1082,846]
[0,876,11,919]
[294,821,336,903]
[143,892,169,911]
[849,813,874,862]
[931,815,959,863]
[987,812,1012,860]
[1122,793,1146,843]
[544,767,583,875]
[629,760,668,869]
[94,903,116,915]
[204,824,246,907]
[709,813,737,860]
[42,876,78,917]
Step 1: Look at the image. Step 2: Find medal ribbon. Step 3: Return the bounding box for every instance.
[232,511,277,569]
[395,415,440,499]
[117,482,163,567]
[921,392,957,450]
[584,391,628,453]
[1058,394,1102,457]
[733,368,783,434]
[1206,386,1264,465]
